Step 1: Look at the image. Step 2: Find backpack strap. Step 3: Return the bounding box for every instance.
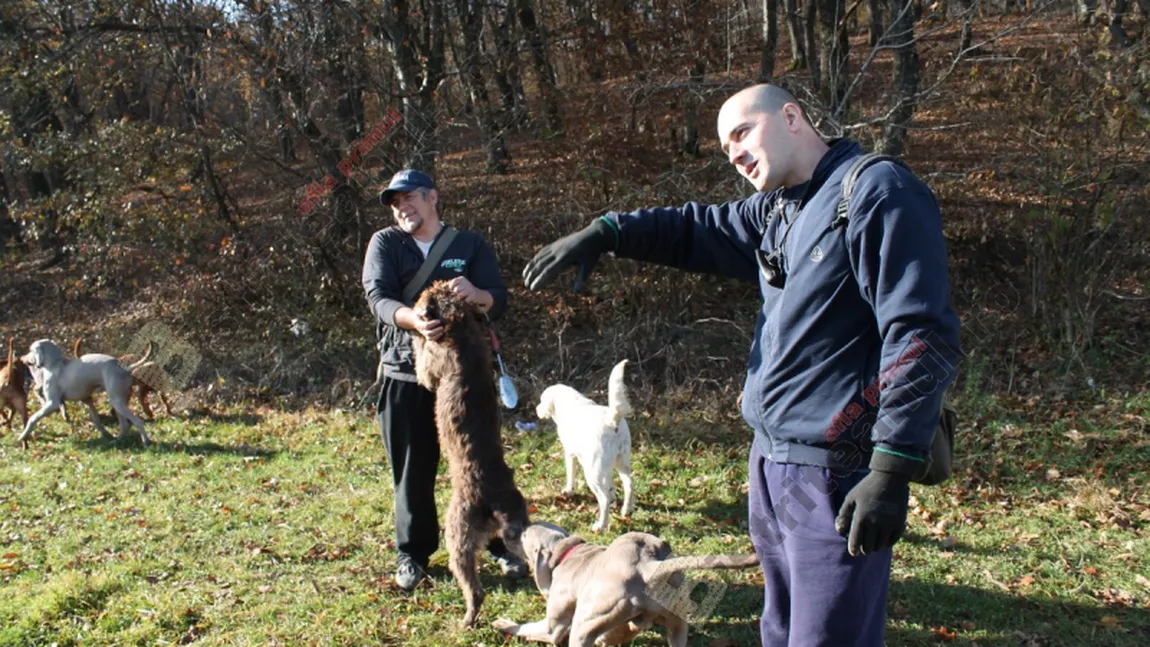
[402,226,459,305]
[831,151,955,485]
[831,153,909,229]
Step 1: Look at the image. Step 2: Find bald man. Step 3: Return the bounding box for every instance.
[523,84,962,646]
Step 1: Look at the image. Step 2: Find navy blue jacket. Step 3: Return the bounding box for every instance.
[362,224,507,382]
[604,139,961,471]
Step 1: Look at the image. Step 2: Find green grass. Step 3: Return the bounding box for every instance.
[1,395,1148,646]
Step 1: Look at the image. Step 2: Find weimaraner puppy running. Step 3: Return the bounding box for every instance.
[493,521,759,646]
[19,339,149,448]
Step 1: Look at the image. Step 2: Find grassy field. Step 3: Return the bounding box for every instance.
[0,393,1147,646]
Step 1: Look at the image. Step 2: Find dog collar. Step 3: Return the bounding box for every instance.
[555,541,585,567]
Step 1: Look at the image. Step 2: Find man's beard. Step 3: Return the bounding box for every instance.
[396,214,422,234]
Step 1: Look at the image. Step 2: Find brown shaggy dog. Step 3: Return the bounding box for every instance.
[412,280,531,629]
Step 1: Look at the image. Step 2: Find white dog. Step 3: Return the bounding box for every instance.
[19,339,149,448]
[536,359,634,533]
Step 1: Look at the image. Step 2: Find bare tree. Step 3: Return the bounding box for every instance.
[761,0,780,81]
[150,1,239,234]
[881,0,920,155]
[489,0,529,127]
[817,0,850,112]
[785,0,807,68]
[516,0,563,134]
[379,0,445,173]
[455,0,511,172]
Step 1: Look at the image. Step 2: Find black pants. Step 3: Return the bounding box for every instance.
[377,376,510,567]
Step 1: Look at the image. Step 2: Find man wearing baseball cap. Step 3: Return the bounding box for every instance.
[362,168,528,590]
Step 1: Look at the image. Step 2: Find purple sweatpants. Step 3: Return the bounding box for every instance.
[748,441,892,647]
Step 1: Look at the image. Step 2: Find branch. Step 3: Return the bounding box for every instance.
[1102,290,1150,301]
[23,19,210,37]
[836,0,1060,132]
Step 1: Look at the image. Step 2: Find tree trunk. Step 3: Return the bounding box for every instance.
[612,0,642,72]
[869,0,884,46]
[175,46,239,233]
[456,0,511,173]
[958,0,975,53]
[785,0,807,69]
[490,0,528,127]
[760,0,779,81]
[516,0,563,134]
[380,0,445,174]
[881,0,920,155]
[0,159,19,247]
[805,0,821,93]
[569,0,606,80]
[818,0,849,114]
[682,61,704,157]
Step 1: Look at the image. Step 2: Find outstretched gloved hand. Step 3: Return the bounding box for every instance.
[522,217,616,293]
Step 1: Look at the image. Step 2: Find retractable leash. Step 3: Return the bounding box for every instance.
[486,319,519,410]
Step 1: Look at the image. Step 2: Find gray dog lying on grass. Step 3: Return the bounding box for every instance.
[18,339,150,448]
[494,521,759,646]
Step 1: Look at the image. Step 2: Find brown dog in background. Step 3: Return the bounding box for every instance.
[75,339,171,419]
[0,337,29,431]
[411,280,531,628]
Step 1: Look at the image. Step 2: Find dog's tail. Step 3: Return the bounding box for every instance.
[128,341,154,370]
[606,359,631,427]
[643,553,760,581]
[4,337,13,385]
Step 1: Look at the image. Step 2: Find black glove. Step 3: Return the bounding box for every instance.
[522,217,616,293]
[834,466,911,557]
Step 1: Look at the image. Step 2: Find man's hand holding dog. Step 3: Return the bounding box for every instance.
[415,315,444,341]
[396,308,444,341]
[448,276,493,312]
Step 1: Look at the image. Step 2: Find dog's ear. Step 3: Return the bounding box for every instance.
[533,550,553,597]
[535,392,554,420]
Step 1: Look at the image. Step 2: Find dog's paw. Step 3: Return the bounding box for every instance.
[592,521,606,534]
[560,488,575,497]
[491,618,520,635]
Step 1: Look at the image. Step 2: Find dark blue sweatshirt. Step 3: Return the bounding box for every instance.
[604,139,961,472]
[362,224,507,382]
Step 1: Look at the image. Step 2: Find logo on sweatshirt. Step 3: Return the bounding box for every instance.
[441,258,466,272]
[809,245,825,263]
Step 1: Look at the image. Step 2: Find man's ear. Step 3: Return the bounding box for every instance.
[782,103,805,131]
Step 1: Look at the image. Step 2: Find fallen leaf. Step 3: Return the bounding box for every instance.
[1083,566,1099,576]
[1100,615,1120,629]
[1018,575,1036,588]
[1045,468,1061,481]
[930,625,957,641]
[1135,574,1150,590]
